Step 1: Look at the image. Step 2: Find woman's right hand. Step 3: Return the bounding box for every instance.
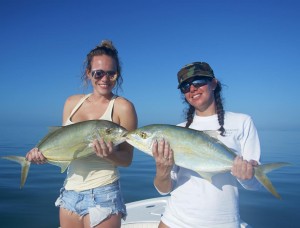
[25,148,47,164]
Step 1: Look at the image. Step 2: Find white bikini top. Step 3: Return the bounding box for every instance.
[64,93,117,126]
[63,93,119,191]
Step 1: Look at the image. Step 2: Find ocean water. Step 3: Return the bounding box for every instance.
[0,126,299,228]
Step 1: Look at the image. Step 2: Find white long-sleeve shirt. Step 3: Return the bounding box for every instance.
[158,112,262,228]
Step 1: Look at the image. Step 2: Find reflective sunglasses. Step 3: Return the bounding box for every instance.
[91,69,118,81]
[180,78,210,93]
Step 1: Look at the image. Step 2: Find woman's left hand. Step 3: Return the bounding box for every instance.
[93,138,115,158]
[231,156,258,180]
[152,139,174,176]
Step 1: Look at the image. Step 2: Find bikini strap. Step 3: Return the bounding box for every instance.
[67,93,92,121]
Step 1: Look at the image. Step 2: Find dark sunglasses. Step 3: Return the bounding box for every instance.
[180,78,210,93]
[91,69,118,81]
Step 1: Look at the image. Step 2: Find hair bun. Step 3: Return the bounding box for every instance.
[95,40,118,53]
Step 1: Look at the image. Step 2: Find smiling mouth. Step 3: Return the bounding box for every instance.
[192,94,202,99]
[98,83,111,87]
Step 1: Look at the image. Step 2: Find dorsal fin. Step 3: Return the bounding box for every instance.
[203,130,220,139]
[48,126,62,134]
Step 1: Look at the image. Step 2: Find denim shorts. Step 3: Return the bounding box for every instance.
[55,181,126,227]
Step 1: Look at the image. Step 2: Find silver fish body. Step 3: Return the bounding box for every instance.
[126,124,290,199]
[1,120,127,188]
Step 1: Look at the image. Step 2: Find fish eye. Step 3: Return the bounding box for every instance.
[139,132,147,139]
[105,128,112,134]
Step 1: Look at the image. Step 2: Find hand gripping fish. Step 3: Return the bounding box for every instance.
[1,120,128,188]
[125,124,291,199]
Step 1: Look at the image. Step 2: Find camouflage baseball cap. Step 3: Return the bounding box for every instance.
[177,62,215,88]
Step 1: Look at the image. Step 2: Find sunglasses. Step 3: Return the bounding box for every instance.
[180,78,210,93]
[91,69,118,81]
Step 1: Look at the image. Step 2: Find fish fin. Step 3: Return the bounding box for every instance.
[202,130,220,139]
[47,160,71,173]
[202,131,237,155]
[48,126,62,133]
[196,171,215,183]
[254,162,291,199]
[1,156,31,189]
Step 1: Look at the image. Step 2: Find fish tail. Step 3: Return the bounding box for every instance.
[254,162,291,199]
[1,156,31,188]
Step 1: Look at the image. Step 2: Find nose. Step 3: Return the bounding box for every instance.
[100,74,110,81]
[189,84,198,92]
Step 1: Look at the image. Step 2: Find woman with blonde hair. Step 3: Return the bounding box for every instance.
[26,40,137,228]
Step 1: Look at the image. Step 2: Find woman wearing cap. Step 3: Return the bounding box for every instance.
[26,40,138,228]
[152,62,261,228]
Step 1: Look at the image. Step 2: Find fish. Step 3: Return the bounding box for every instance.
[125,124,291,199]
[1,120,128,188]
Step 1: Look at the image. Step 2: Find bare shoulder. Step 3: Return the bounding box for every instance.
[63,94,86,122]
[114,96,136,112]
[114,96,137,130]
[64,94,85,107]
[66,94,85,103]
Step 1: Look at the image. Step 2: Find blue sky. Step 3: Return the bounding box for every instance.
[1,0,299,131]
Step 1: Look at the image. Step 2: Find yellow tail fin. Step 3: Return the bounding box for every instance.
[1,156,31,188]
[254,162,291,199]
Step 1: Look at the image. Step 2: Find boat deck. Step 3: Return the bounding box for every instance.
[122,196,251,228]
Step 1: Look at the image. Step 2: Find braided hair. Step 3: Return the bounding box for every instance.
[184,80,226,136]
[81,40,123,94]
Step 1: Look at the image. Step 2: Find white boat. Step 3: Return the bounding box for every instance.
[121,196,251,228]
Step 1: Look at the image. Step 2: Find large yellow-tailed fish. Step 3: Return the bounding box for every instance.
[1,120,127,188]
[126,124,290,199]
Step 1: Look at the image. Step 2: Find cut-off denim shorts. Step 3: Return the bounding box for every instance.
[55,181,126,227]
